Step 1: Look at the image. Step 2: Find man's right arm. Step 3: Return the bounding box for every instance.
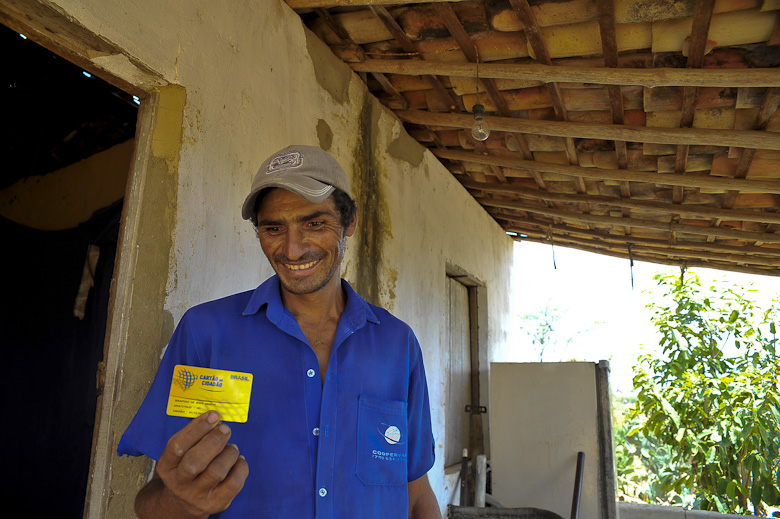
[135,411,249,519]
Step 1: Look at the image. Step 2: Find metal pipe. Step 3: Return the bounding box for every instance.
[474,454,487,507]
[570,452,585,519]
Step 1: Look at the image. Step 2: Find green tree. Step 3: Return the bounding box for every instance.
[519,304,592,361]
[628,271,780,515]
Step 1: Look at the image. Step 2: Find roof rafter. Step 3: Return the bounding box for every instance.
[401,110,780,149]
[287,0,463,8]
[481,198,780,242]
[351,60,780,88]
[494,218,780,258]
[436,148,780,193]
[461,178,780,224]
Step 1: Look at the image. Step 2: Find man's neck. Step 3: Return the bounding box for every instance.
[280,275,347,324]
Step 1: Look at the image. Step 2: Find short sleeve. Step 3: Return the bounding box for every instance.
[116,311,205,460]
[405,333,435,481]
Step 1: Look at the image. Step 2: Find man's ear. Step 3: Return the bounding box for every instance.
[345,210,357,237]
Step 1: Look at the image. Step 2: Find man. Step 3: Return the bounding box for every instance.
[118,145,440,519]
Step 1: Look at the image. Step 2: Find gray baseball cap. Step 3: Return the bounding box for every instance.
[242,145,353,224]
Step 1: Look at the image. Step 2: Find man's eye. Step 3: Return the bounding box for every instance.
[309,220,325,228]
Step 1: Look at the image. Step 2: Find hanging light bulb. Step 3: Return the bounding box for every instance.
[471,103,490,141]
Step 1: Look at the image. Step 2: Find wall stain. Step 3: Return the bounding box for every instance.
[385,267,398,304]
[351,98,394,308]
[387,127,424,167]
[317,119,333,151]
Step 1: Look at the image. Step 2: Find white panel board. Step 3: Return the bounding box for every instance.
[490,362,600,519]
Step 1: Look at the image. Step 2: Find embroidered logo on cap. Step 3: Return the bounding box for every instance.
[267,151,303,174]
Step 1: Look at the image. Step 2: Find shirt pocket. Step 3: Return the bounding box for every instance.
[356,394,408,485]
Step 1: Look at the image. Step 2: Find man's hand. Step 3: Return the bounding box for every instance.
[135,411,249,519]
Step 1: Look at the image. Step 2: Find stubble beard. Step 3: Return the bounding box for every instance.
[274,233,347,296]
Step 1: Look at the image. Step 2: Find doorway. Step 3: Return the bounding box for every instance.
[0,23,138,518]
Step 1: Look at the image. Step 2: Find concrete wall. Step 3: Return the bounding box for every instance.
[27,0,515,516]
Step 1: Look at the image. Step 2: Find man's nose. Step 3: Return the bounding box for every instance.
[282,227,307,259]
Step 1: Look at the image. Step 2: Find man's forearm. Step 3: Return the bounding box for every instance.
[408,474,441,519]
[410,492,441,519]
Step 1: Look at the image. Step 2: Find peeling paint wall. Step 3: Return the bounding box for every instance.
[46,0,514,515]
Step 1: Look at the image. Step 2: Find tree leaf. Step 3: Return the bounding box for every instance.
[750,482,763,508]
[726,479,737,499]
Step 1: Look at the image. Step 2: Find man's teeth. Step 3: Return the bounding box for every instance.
[286,260,317,270]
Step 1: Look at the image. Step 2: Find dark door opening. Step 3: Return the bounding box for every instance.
[0,24,138,518]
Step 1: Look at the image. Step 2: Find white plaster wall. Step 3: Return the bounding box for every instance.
[51,0,515,512]
[353,108,515,509]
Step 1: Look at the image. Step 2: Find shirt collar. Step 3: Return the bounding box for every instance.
[241,275,380,329]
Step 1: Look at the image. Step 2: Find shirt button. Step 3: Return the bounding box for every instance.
[313,427,320,436]
[319,487,327,497]
[307,369,315,378]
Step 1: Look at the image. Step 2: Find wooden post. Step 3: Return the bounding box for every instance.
[595,362,617,519]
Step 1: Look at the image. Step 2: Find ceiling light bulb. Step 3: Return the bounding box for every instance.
[471,103,490,141]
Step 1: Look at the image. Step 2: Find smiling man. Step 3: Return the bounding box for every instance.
[118,145,440,519]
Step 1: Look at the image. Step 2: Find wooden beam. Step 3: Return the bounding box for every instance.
[506,0,550,66]
[433,3,511,117]
[369,6,461,111]
[400,109,780,150]
[371,72,409,109]
[350,59,780,88]
[434,3,477,62]
[508,0,585,192]
[673,0,716,204]
[314,7,352,42]
[461,178,780,224]
[504,224,780,267]
[431,3,536,185]
[437,148,780,193]
[494,217,780,257]
[0,0,163,97]
[596,0,631,210]
[286,0,463,8]
[629,244,780,267]
[723,88,780,208]
[482,198,780,242]
[508,234,780,276]
[490,215,780,271]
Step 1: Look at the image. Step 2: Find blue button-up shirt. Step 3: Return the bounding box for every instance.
[118,276,435,518]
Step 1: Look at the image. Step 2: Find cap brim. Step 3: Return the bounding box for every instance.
[242,179,335,223]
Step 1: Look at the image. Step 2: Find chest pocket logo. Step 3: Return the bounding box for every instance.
[356,395,408,485]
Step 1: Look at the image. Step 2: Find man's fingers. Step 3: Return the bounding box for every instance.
[195,443,241,488]
[175,423,233,481]
[158,411,221,471]
[208,454,250,508]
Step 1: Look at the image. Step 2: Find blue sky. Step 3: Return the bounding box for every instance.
[508,241,780,393]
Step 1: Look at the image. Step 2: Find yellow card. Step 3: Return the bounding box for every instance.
[167,365,253,423]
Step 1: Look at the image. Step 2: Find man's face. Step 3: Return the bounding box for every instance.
[255,188,356,296]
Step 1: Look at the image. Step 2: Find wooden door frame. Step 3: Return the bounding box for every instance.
[445,263,490,461]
